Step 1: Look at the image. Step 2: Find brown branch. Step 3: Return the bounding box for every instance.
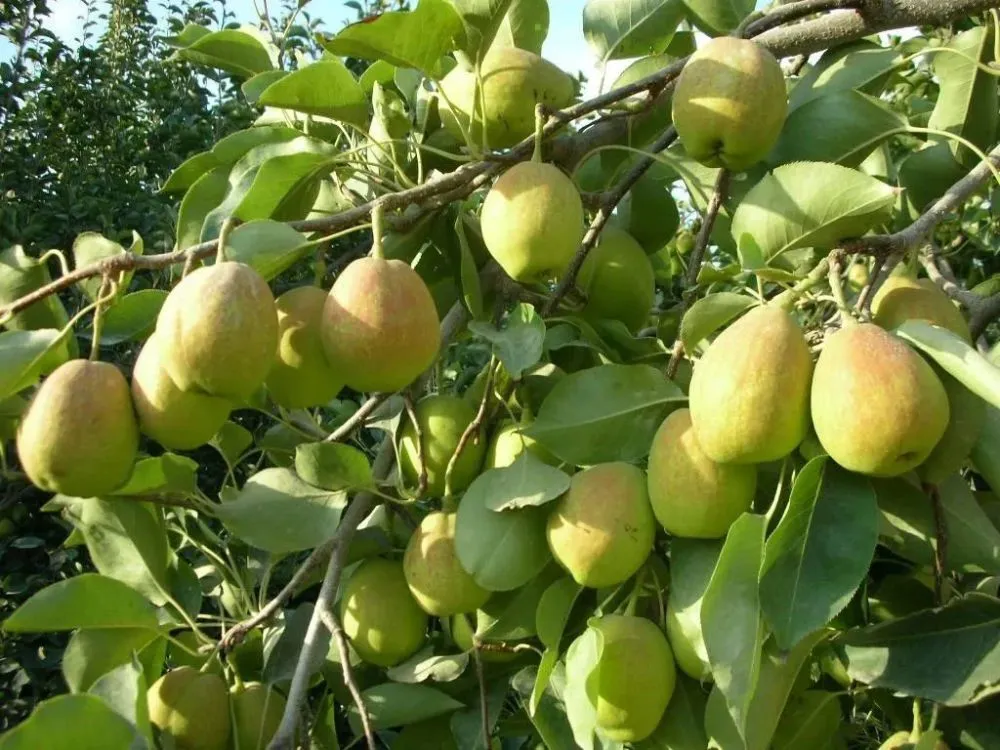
[856,251,897,316]
[920,249,1000,339]
[325,393,390,443]
[317,607,377,750]
[741,0,859,38]
[402,394,428,498]
[443,361,492,500]
[970,293,1000,339]
[923,482,949,604]
[666,169,732,379]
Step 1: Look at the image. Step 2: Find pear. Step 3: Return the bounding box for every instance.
[403,511,490,616]
[577,227,656,333]
[672,37,787,171]
[398,394,486,497]
[131,333,232,450]
[321,256,440,393]
[339,557,428,667]
[546,462,655,588]
[872,276,971,341]
[811,324,949,477]
[147,667,231,750]
[230,682,286,750]
[688,305,813,464]
[166,630,223,674]
[17,359,138,496]
[918,367,985,484]
[666,605,711,682]
[585,615,676,743]
[438,47,575,149]
[484,420,559,469]
[156,261,278,400]
[266,286,344,409]
[647,409,756,539]
[480,162,584,283]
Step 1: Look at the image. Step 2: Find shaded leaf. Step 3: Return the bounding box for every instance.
[0,694,139,750]
[94,290,167,345]
[0,328,66,401]
[62,628,158,693]
[468,302,545,379]
[637,674,709,749]
[3,574,159,632]
[680,294,756,353]
[681,0,753,36]
[349,682,464,730]
[583,0,685,62]
[113,454,199,496]
[492,0,550,55]
[789,41,901,110]
[386,648,469,683]
[295,442,373,491]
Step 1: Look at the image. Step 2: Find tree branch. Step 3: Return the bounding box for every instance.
[741,0,858,38]
[318,599,377,750]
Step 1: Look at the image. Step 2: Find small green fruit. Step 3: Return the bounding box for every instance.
[17,359,138,497]
[321,257,440,393]
[647,408,756,539]
[872,276,971,342]
[156,261,278,400]
[398,394,486,496]
[0,518,16,538]
[339,558,428,667]
[438,48,575,149]
[689,305,813,464]
[266,286,344,409]
[230,682,286,750]
[577,227,655,333]
[403,511,490,616]
[811,324,949,477]
[147,667,231,750]
[484,420,559,469]
[480,162,584,283]
[586,615,677,743]
[672,37,787,171]
[665,604,711,682]
[546,462,655,588]
[131,333,232,450]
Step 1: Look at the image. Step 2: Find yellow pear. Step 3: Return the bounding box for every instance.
[577,227,656,333]
[811,324,949,477]
[403,511,490,616]
[131,333,232,450]
[398,394,486,497]
[546,462,655,588]
[266,286,344,409]
[484,420,559,469]
[647,409,756,539]
[872,276,971,341]
[480,162,584,283]
[438,47,575,149]
[672,37,787,171]
[17,359,138,497]
[587,615,676,743]
[230,682,285,750]
[339,557,428,667]
[147,667,231,750]
[156,261,278,400]
[689,305,813,464]
[321,256,440,393]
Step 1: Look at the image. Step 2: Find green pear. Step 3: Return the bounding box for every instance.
[156,261,278,400]
[484,420,559,469]
[672,37,787,171]
[17,359,138,496]
[398,394,486,497]
[147,667,231,750]
[321,256,440,393]
[689,305,813,464]
[577,227,655,333]
[812,324,949,477]
[586,615,676,743]
[166,630,223,674]
[438,47,575,149]
[772,691,845,750]
[918,368,985,484]
[546,462,655,588]
[266,286,344,409]
[879,731,949,750]
[480,161,584,283]
[230,682,286,750]
[665,605,711,682]
[339,557,428,667]
[872,276,971,341]
[403,511,490,616]
[131,333,232,450]
[647,409,756,539]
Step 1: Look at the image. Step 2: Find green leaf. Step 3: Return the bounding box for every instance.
[454,212,485,319]
[451,0,516,60]
[349,683,464,730]
[898,141,969,213]
[88,657,152,746]
[770,690,843,750]
[730,162,896,264]
[3,573,159,632]
[386,648,469,683]
[564,625,603,750]
[0,246,75,361]
[258,60,369,127]
[92,290,166,345]
[263,603,330,685]
[175,166,230,251]
[536,576,580,650]
[972,405,1000,497]
[216,467,348,554]
[0,328,66,401]
[170,27,274,78]
[223,220,311,282]
[468,303,545,379]
[680,294,756,354]
[681,0,754,36]
[455,469,552,591]
[526,363,685,466]
[488,452,571,511]
[789,40,901,110]
[637,674,709,749]
[583,0,685,62]
[62,628,158,693]
[240,69,287,104]
[768,90,906,168]
[112,454,199,496]
[759,458,878,650]
[701,513,766,739]
[491,0,550,55]
[71,233,128,302]
[0,694,140,750]
[841,593,1000,705]
[360,59,397,92]
[295,442,373,491]
[668,538,723,680]
[478,565,562,640]
[322,0,465,78]
[209,421,253,466]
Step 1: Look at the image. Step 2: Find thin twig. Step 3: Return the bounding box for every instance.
[325,393,390,443]
[666,169,732,379]
[472,634,490,748]
[443,361,493,500]
[923,483,949,604]
[317,607,377,750]
[827,250,854,323]
[402,394,428,498]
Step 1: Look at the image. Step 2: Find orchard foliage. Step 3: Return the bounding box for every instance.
[2,0,1000,749]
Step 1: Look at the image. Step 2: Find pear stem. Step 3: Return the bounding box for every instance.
[774,257,830,310]
[88,275,115,361]
[827,250,857,326]
[532,104,546,163]
[216,217,236,265]
[370,200,386,260]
